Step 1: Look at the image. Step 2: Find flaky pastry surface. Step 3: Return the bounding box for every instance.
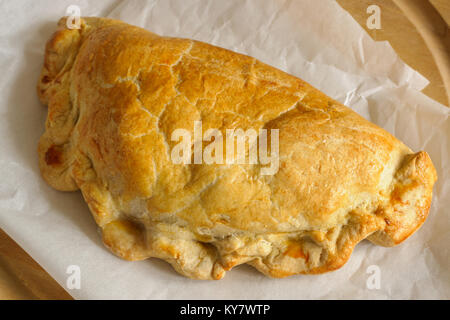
[37,17,437,279]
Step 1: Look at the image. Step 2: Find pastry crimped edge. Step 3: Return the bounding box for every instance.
[37,17,437,280]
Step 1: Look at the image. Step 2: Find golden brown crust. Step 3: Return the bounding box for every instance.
[37,17,437,279]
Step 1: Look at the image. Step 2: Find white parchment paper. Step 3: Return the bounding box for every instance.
[0,0,448,299]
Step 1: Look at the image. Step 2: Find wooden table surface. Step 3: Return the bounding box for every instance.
[1,0,449,300]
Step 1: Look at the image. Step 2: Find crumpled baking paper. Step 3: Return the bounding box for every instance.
[0,0,448,299]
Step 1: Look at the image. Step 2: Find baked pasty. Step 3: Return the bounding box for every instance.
[37,17,437,279]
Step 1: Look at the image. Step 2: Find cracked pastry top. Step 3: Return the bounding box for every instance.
[37,17,437,280]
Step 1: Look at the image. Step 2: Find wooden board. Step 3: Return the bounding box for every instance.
[337,0,449,106]
[0,229,72,299]
[1,0,449,300]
